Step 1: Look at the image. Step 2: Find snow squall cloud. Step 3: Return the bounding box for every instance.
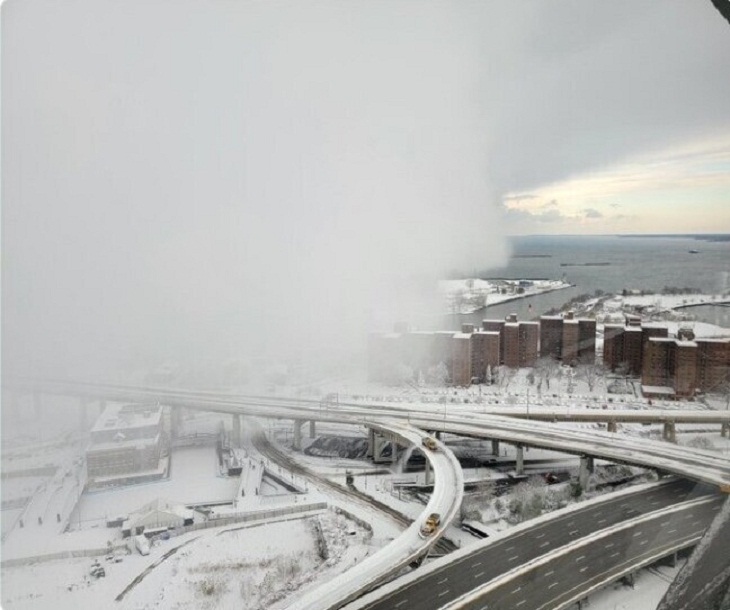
[5,1,730,379]
[3,2,509,379]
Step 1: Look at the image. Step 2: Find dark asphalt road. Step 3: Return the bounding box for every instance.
[461,497,723,610]
[357,479,718,610]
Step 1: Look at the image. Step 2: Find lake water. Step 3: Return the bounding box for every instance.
[445,234,730,329]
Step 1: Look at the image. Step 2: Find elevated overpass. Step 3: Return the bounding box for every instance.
[18,380,730,489]
[10,379,730,609]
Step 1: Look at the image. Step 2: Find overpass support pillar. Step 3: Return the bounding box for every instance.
[663,421,677,443]
[579,455,594,490]
[170,408,182,440]
[721,422,729,438]
[491,439,500,456]
[366,428,375,459]
[372,434,389,463]
[607,420,617,433]
[515,444,524,475]
[434,431,441,440]
[309,420,316,438]
[78,397,89,431]
[232,414,242,447]
[424,457,431,486]
[293,419,304,451]
[391,440,398,465]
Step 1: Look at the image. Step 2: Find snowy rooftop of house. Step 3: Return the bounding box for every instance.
[675,339,697,347]
[453,332,471,339]
[625,326,643,333]
[539,315,562,321]
[91,403,162,433]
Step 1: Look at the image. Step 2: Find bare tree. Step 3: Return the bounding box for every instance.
[497,365,515,390]
[535,357,560,391]
[576,363,606,392]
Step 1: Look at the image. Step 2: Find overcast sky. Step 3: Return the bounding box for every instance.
[3,1,730,379]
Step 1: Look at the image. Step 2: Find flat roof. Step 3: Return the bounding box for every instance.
[91,403,162,433]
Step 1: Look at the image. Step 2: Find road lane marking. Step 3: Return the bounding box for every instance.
[511,586,522,594]
[660,521,670,526]
[395,601,408,608]
[472,561,482,568]
[509,555,519,562]
[668,529,677,534]
[569,530,579,536]
[544,570,554,577]
[438,590,450,597]
[605,542,614,548]
[597,519,607,525]
[540,541,550,548]
[516,600,526,607]
[548,582,559,589]
[536,533,545,539]
[575,555,586,562]
[640,540,648,546]
[474,571,485,579]
[438,578,448,585]
[633,531,643,537]
[610,552,620,558]
[580,566,589,572]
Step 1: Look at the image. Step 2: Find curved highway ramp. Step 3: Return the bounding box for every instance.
[284,420,464,610]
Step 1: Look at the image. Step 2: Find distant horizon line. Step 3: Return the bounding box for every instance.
[508,232,730,238]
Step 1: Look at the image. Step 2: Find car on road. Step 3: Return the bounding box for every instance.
[419,512,441,538]
[422,437,437,451]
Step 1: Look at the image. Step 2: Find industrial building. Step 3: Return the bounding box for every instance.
[86,403,165,485]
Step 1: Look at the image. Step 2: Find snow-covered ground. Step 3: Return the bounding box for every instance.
[3,294,728,610]
[1,513,373,610]
[439,278,572,314]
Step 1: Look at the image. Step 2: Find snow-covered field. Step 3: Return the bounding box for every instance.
[1,513,373,610]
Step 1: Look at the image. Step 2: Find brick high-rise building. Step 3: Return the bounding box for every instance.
[623,327,644,375]
[539,316,563,360]
[482,319,506,364]
[503,321,520,367]
[602,322,669,376]
[451,333,473,385]
[562,319,580,365]
[470,331,500,383]
[577,319,597,364]
[642,336,698,399]
[602,324,625,370]
[368,332,405,383]
[696,339,730,392]
[540,312,595,364]
[519,321,539,367]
